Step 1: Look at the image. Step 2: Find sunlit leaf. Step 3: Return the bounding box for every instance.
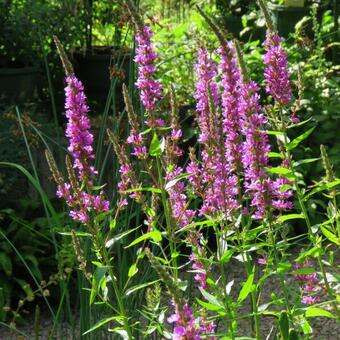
[277,214,304,222]
[286,127,315,151]
[125,230,162,248]
[320,226,339,245]
[305,307,336,319]
[83,316,123,335]
[237,269,254,303]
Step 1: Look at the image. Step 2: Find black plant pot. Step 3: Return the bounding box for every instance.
[73,47,133,113]
[0,66,40,103]
[268,4,310,38]
[222,14,266,42]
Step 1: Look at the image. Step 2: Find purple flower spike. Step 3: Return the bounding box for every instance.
[192,47,239,218]
[239,80,273,218]
[167,167,195,228]
[65,75,97,181]
[134,25,162,118]
[219,42,243,170]
[194,48,220,144]
[54,74,110,224]
[264,31,292,106]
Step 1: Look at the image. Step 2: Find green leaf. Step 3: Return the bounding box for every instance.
[277,214,304,222]
[265,130,286,136]
[237,268,254,303]
[176,217,222,234]
[90,266,109,304]
[58,231,92,237]
[15,279,34,301]
[113,226,140,242]
[279,312,289,340]
[109,219,116,231]
[220,249,234,264]
[278,262,291,274]
[301,317,312,334]
[128,263,138,278]
[293,158,320,167]
[320,226,340,245]
[268,152,283,158]
[286,127,315,151]
[149,133,163,156]
[125,230,162,248]
[124,187,162,194]
[305,307,336,319]
[287,117,313,129]
[125,279,160,296]
[296,246,323,262]
[291,268,316,275]
[304,179,340,200]
[0,252,12,276]
[265,167,292,176]
[196,298,224,312]
[165,172,191,191]
[198,287,224,309]
[83,316,123,335]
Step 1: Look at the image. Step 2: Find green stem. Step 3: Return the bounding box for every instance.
[234,226,260,340]
[95,224,134,339]
[234,176,260,338]
[267,218,292,318]
[215,227,236,339]
[155,156,178,280]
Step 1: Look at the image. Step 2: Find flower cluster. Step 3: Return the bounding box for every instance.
[190,252,208,288]
[135,25,163,126]
[168,303,216,340]
[293,262,320,305]
[53,75,110,224]
[239,80,273,219]
[219,42,243,171]
[65,75,97,181]
[166,166,195,228]
[191,47,239,217]
[108,130,144,208]
[264,31,292,106]
[127,131,147,159]
[190,40,294,220]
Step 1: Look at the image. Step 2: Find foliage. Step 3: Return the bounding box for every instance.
[0,201,60,322]
[0,0,81,67]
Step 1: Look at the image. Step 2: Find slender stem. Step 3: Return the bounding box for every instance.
[267,217,292,318]
[95,224,134,339]
[234,175,261,338]
[155,156,178,280]
[235,228,261,340]
[215,226,236,339]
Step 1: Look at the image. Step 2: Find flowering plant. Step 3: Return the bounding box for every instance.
[46,0,340,338]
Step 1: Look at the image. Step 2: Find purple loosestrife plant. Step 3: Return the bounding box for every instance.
[166,166,195,228]
[238,78,273,219]
[194,48,220,145]
[134,25,163,127]
[191,47,238,217]
[218,42,243,172]
[264,31,292,107]
[55,75,109,224]
[65,75,97,182]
